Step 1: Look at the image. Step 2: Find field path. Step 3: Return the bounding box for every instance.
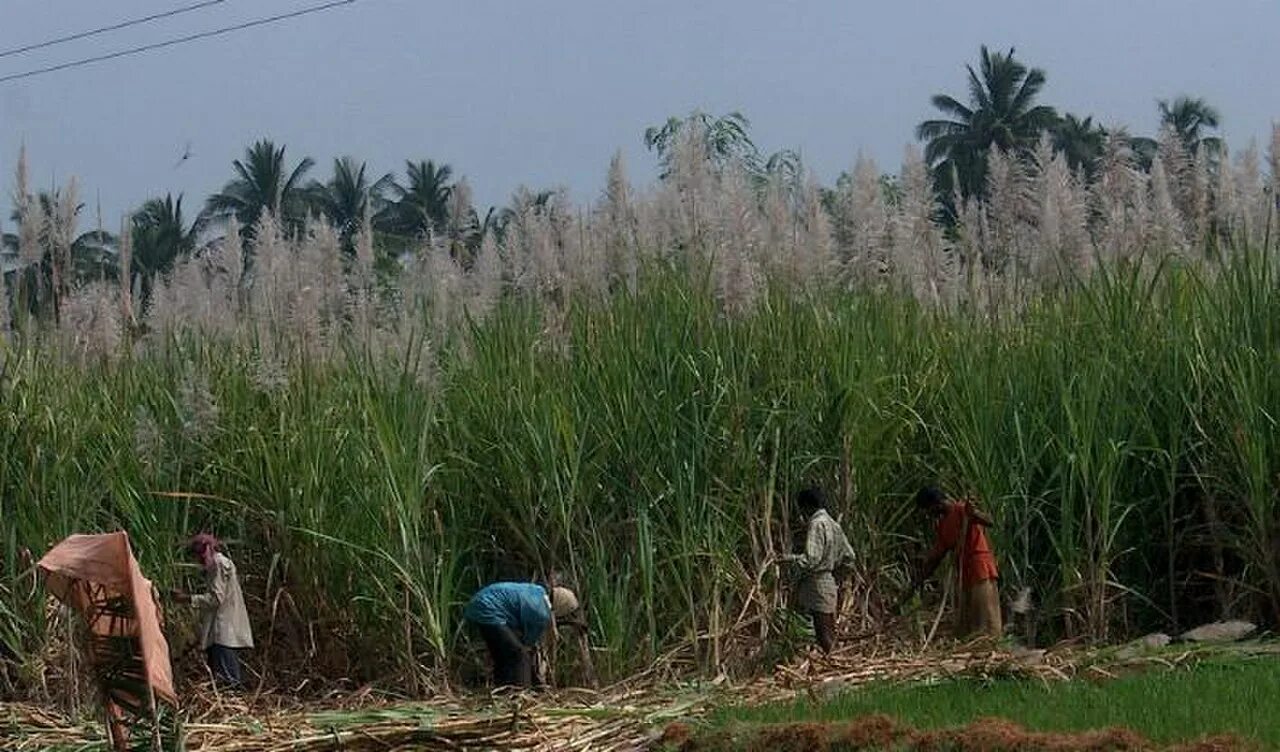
[5,640,1274,751]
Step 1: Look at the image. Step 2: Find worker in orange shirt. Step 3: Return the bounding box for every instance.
[911,486,1002,638]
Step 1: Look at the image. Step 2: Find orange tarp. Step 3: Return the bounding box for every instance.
[37,531,177,706]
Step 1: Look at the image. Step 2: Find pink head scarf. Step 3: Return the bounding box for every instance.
[188,533,219,572]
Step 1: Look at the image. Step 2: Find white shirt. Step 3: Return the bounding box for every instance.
[789,509,856,613]
[192,552,254,649]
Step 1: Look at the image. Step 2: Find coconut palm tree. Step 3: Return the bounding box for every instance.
[644,110,759,178]
[131,194,196,311]
[308,157,394,253]
[203,140,314,241]
[1127,136,1158,172]
[379,160,454,239]
[7,190,118,317]
[1158,96,1223,156]
[69,229,116,285]
[916,46,1059,200]
[496,188,561,234]
[1128,97,1223,172]
[1052,113,1107,178]
[473,206,507,246]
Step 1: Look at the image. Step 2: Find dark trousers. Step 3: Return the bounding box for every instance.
[810,612,836,653]
[478,624,532,687]
[206,644,244,688]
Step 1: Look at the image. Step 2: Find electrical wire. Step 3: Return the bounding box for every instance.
[0,0,357,85]
[0,0,228,60]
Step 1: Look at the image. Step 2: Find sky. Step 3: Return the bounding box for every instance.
[0,0,1277,226]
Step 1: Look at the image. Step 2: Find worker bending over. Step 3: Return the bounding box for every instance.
[464,582,580,688]
[913,486,1002,638]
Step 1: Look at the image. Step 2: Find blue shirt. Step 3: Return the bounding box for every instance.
[463,583,552,647]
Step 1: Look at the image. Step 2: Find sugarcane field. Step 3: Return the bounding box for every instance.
[3,3,1280,750]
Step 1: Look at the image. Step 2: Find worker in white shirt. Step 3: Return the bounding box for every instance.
[172,533,253,688]
[782,487,855,653]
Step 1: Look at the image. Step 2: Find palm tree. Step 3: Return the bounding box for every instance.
[475,206,508,245]
[1158,96,1223,156]
[69,229,116,285]
[131,194,196,311]
[7,190,118,317]
[203,140,314,241]
[1128,97,1222,172]
[497,188,560,232]
[1051,113,1106,178]
[1128,135,1158,172]
[761,149,802,192]
[308,157,393,253]
[916,46,1059,200]
[644,110,759,178]
[379,160,454,239]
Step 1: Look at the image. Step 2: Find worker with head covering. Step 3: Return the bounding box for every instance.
[172,534,254,688]
[463,582,580,688]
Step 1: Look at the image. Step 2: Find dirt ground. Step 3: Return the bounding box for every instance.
[4,639,1274,751]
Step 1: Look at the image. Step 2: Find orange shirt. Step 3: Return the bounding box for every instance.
[929,501,999,587]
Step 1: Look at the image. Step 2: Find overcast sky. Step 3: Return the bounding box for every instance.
[1,0,1277,225]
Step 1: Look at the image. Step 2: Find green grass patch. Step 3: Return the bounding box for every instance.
[713,658,1280,746]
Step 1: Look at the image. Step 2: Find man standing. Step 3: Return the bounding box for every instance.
[173,534,253,688]
[783,487,855,653]
[913,486,1002,638]
[463,582,580,688]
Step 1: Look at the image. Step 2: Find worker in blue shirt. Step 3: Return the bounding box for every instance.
[463,582,580,687]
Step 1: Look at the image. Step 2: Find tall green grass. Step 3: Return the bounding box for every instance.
[1,254,1277,691]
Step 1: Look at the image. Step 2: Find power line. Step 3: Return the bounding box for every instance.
[0,0,228,60]
[0,0,357,85]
